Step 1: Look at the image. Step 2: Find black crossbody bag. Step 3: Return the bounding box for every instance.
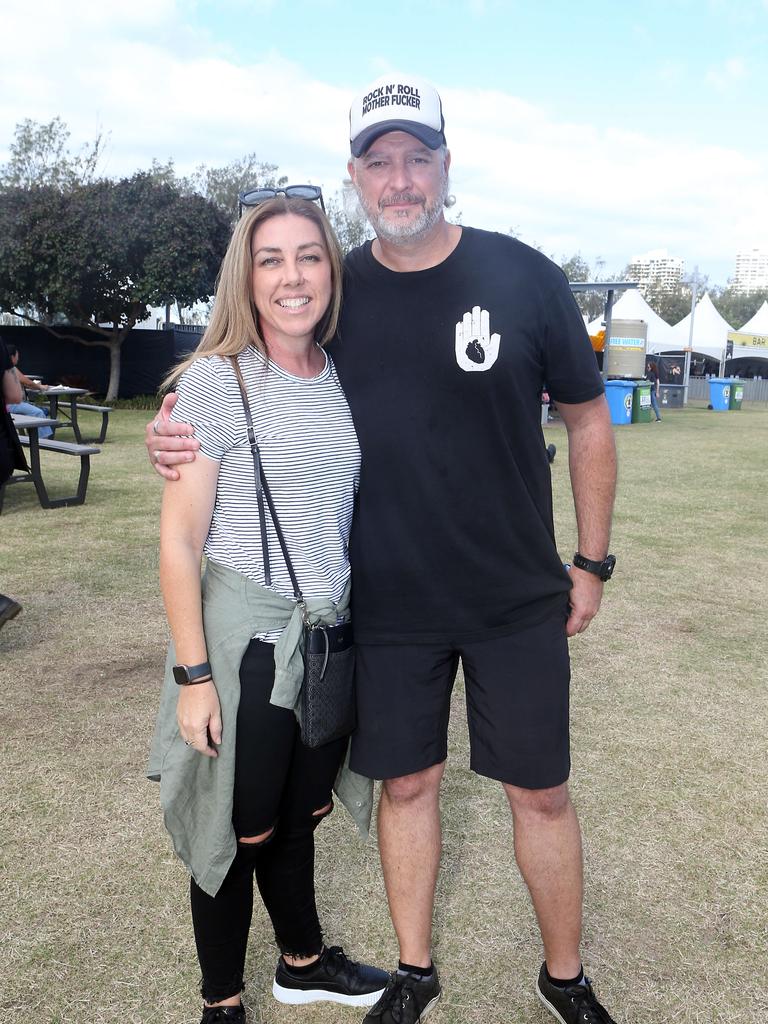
[232,361,356,748]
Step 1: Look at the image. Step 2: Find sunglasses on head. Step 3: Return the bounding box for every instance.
[238,184,325,216]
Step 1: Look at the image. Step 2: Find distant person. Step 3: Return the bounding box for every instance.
[645,359,662,422]
[1,335,26,628]
[5,344,53,439]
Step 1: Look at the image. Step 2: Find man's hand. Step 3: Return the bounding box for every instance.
[177,681,222,758]
[566,566,604,637]
[146,392,200,480]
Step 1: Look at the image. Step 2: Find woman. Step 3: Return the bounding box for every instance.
[147,195,385,1023]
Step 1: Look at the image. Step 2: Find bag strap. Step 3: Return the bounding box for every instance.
[230,356,304,606]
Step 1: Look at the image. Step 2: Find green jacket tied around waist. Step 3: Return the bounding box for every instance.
[147,559,374,897]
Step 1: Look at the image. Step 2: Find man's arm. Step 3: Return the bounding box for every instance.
[17,368,46,391]
[555,394,617,637]
[145,392,201,481]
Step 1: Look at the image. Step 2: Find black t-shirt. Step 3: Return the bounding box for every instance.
[328,227,604,644]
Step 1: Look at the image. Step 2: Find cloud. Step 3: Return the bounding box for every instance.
[0,0,765,283]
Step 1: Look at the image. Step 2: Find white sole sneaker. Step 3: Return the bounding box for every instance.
[272,979,386,1006]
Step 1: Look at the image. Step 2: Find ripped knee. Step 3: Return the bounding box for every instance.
[310,800,334,828]
[237,825,275,846]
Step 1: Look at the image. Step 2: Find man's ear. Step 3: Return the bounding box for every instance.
[347,157,356,183]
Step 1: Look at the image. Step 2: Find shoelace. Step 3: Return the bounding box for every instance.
[201,1008,243,1023]
[324,945,360,979]
[371,974,417,1024]
[563,980,614,1024]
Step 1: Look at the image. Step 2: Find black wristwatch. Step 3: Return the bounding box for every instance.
[173,660,212,686]
[572,552,616,582]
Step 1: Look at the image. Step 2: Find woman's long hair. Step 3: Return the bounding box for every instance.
[163,197,343,391]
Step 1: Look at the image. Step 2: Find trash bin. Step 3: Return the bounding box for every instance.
[708,378,732,411]
[632,381,652,423]
[729,381,744,410]
[659,384,684,408]
[605,380,636,425]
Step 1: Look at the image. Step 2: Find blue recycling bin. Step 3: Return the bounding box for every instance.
[605,380,637,425]
[708,378,732,412]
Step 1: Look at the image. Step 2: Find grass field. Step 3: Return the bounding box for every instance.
[1,403,766,1024]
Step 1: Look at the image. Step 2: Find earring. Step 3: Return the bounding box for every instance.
[444,194,456,208]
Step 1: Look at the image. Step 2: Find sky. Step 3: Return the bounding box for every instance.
[1,0,767,286]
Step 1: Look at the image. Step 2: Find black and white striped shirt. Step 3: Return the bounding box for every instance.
[171,346,360,637]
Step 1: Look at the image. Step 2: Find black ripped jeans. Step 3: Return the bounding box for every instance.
[190,639,348,1003]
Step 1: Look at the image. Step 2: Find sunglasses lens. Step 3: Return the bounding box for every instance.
[285,186,321,200]
[240,188,274,206]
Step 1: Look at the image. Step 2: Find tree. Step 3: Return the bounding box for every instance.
[559,252,611,322]
[183,154,286,226]
[0,117,105,190]
[710,286,768,329]
[326,187,372,255]
[0,174,230,399]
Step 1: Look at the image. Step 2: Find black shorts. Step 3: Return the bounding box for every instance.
[349,610,571,790]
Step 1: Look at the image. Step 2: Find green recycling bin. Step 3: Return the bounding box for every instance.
[632,381,652,423]
[729,381,744,410]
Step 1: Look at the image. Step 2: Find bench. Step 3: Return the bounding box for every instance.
[73,403,112,443]
[0,436,101,511]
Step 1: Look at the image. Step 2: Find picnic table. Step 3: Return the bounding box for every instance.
[1,414,101,512]
[29,386,112,443]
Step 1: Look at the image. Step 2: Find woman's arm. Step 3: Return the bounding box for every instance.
[3,367,23,405]
[160,453,222,757]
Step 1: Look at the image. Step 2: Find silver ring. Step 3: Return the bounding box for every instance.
[152,420,161,435]
[153,451,161,464]
[184,740,192,746]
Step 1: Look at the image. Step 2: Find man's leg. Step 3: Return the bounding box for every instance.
[378,761,445,967]
[503,781,582,979]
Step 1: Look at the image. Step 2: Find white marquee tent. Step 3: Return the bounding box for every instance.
[587,288,677,349]
[739,300,768,334]
[659,292,734,359]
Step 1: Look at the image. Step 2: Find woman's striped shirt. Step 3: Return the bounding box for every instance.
[170,346,360,639]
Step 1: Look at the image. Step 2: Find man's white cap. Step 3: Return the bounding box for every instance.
[349,73,445,158]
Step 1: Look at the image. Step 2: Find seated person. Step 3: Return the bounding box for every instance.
[5,344,53,439]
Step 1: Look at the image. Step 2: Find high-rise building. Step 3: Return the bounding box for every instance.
[733,247,768,293]
[626,248,684,296]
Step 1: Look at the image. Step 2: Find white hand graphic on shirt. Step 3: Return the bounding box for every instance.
[455,306,500,372]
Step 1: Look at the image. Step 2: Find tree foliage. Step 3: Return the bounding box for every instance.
[710,287,768,329]
[0,174,230,398]
[558,252,613,322]
[0,117,106,190]
[182,154,286,226]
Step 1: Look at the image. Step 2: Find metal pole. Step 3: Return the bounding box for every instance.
[683,266,698,405]
[602,289,615,381]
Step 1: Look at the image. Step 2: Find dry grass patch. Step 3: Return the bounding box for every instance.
[1,405,767,1022]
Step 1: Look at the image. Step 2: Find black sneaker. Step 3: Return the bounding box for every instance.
[200,1005,245,1024]
[273,945,389,1007]
[536,963,616,1024]
[0,595,22,629]
[363,968,441,1024]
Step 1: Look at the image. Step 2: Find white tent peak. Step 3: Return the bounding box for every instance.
[587,287,677,349]
[669,292,733,357]
[739,300,768,334]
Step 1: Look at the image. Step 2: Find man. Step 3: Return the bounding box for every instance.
[147,74,619,1024]
[5,344,54,439]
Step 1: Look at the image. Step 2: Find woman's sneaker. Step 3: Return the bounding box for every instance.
[200,1005,245,1023]
[363,968,441,1024]
[273,945,389,1006]
[536,963,616,1024]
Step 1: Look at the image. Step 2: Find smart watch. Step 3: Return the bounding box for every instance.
[172,660,213,686]
[572,552,616,582]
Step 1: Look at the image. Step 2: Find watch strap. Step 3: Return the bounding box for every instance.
[173,660,212,685]
[573,552,616,581]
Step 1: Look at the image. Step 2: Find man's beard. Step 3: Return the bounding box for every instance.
[356,173,450,245]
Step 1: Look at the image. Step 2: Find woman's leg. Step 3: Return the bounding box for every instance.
[190,640,298,1004]
[252,726,348,957]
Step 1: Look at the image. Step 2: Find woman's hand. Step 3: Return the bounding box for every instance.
[177,681,222,757]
